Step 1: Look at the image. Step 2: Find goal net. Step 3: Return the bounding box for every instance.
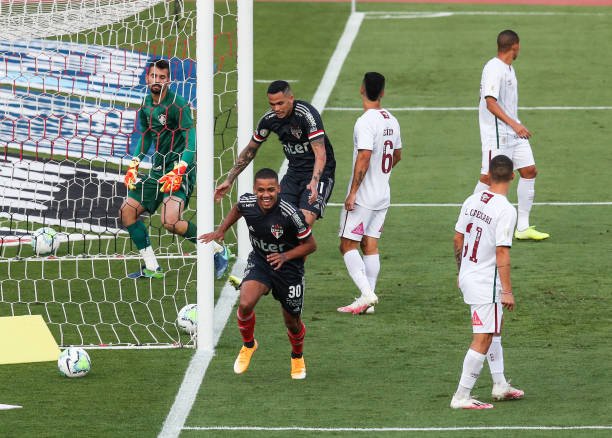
[0,0,241,347]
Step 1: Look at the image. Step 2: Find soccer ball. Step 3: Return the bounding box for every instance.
[57,347,91,378]
[177,304,197,335]
[31,227,60,255]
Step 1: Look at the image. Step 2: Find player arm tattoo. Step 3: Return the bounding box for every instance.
[348,150,372,196]
[227,139,261,184]
[309,137,327,184]
[453,232,464,272]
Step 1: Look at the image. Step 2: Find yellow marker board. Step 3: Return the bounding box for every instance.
[0,315,60,365]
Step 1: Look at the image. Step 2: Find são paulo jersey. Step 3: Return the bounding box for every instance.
[348,108,402,210]
[252,100,335,178]
[237,193,312,275]
[479,57,520,148]
[455,190,517,304]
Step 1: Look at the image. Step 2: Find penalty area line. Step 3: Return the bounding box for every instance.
[328,201,612,207]
[325,106,612,112]
[184,425,612,432]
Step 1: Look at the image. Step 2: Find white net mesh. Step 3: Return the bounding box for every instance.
[0,0,238,347]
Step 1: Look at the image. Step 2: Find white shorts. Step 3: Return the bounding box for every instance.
[338,204,388,241]
[480,138,535,174]
[470,303,503,334]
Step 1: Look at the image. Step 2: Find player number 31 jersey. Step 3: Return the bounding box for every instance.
[455,191,517,304]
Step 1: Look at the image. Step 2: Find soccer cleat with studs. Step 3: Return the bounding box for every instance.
[290,356,306,380]
[228,275,242,290]
[233,340,258,374]
[337,293,378,315]
[492,382,524,401]
[514,226,550,241]
[450,395,494,410]
[128,265,164,279]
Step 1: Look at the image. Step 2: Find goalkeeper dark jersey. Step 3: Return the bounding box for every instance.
[138,90,196,178]
[252,100,336,178]
[237,193,312,275]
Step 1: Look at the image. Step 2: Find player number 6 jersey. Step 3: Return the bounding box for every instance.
[349,108,402,210]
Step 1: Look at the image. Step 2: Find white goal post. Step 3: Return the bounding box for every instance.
[0,0,252,350]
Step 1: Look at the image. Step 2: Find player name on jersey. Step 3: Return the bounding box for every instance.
[464,208,493,224]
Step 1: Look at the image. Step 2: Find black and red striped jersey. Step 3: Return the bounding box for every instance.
[252,100,336,177]
[237,193,312,271]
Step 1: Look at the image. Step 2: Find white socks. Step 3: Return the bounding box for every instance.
[456,349,486,399]
[363,254,380,292]
[474,181,490,194]
[343,249,374,297]
[517,177,535,231]
[487,336,507,386]
[140,246,159,271]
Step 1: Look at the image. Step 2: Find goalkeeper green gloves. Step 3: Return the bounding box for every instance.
[124,157,140,190]
[159,161,188,193]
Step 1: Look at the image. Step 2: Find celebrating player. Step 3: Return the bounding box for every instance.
[119,59,230,279]
[214,80,336,226]
[474,29,549,240]
[451,154,524,410]
[199,168,316,379]
[337,72,402,315]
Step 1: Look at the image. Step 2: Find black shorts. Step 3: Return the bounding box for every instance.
[242,252,305,315]
[280,172,334,219]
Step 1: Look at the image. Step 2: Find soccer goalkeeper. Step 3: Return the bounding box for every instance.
[119,59,230,279]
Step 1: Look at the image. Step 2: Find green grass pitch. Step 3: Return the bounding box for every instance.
[1,2,612,437]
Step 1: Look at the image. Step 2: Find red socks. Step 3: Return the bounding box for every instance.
[237,309,255,346]
[287,322,306,358]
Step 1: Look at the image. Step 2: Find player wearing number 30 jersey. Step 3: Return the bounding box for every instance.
[199,168,316,380]
[337,72,402,315]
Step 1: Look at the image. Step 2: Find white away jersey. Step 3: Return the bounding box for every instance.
[455,191,517,304]
[479,57,519,148]
[348,108,402,210]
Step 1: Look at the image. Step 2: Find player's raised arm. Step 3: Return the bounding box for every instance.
[214,139,262,202]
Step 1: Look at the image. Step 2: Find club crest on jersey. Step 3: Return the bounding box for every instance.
[290,126,302,139]
[480,192,494,204]
[157,113,167,125]
[271,224,284,239]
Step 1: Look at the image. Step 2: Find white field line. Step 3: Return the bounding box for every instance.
[254,79,300,83]
[159,12,364,438]
[365,11,612,19]
[157,260,244,438]
[326,106,612,111]
[184,425,612,432]
[328,202,612,207]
